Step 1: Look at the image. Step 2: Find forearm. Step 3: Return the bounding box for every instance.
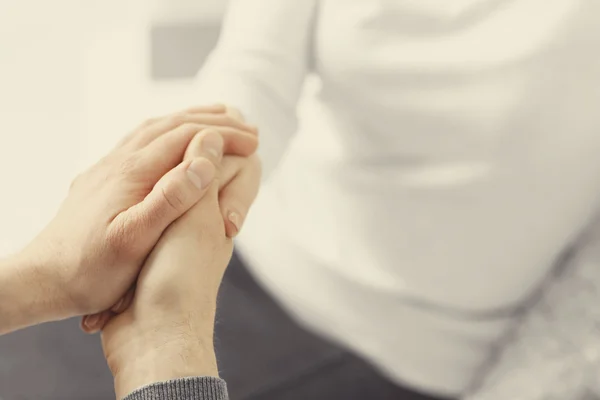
[107,310,220,399]
[114,341,219,399]
[0,251,68,335]
[196,57,299,180]
[194,0,317,180]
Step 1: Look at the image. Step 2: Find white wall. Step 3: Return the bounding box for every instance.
[149,0,226,23]
[0,1,89,254]
[0,0,225,255]
[80,0,223,163]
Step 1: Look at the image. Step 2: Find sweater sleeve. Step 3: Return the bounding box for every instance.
[194,0,318,179]
[122,377,228,400]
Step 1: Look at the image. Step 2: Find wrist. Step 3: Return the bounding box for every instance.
[110,332,218,398]
[23,231,84,316]
[0,250,70,334]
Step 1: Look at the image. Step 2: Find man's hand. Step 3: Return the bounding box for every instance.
[80,150,261,333]
[99,131,261,398]
[19,105,258,322]
[79,104,261,332]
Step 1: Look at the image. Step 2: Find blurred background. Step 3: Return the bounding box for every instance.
[0,0,227,256]
[3,1,600,399]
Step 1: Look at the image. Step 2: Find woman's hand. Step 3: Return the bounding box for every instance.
[80,150,261,333]
[20,105,258,322]
[99,132,261,398]
[216,105,260,237]
[80,104,260,333]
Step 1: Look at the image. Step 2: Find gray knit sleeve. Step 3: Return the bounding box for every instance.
[122,377,228,400]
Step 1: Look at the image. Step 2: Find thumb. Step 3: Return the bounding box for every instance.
[109,129,224,250]
[109,156,216,251]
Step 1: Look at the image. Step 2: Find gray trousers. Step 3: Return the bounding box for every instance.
[0,253,453,400]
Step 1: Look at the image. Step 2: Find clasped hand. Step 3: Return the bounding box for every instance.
[0,104,261,360]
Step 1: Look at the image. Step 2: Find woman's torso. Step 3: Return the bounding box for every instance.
[237,0,600,394]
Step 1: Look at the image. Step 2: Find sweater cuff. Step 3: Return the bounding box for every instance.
[122,377,228,400]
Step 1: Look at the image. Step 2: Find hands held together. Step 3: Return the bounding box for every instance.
[0,104,261,398]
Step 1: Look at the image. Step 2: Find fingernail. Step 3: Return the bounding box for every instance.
[228,211,243,236]
[84,314,99,330]
[187,159,215,190]
[201,130,224,159]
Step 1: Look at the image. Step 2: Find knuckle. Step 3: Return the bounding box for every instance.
[161,184,188,213]
[220,115,239,126]
[226,105,242,115]
[179,122,202,133]
[105,218,129,249]
[221,114,235,123]
[167,113,189,127]
[106,218,139,259]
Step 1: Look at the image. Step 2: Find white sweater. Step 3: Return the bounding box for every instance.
[195,0,600,395]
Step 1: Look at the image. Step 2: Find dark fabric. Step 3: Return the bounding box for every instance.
[122,377,228,400]
[214,252,455,400]
[0,252,456,400]
[0,317,114,400]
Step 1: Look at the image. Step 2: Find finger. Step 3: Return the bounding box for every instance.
[127,112,258,150]
[145,105,228,129]
[79,285,136,333]
[181,131,233,231]
[185,104,227,114]
[183,113,258,135]
[217,126,259,156]
[109,155,216,253]
[136,124,257,182]
[226,106,246,122]
[80,310,114,334]
[219,158,262,238]
[116,104,227,149]
[110,129,225,249]
[216,156,245,189]
[184,128,224,165]
[110,286,136,314]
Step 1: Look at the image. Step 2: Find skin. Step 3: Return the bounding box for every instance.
[0,104,261,398]
[103,133,261,397]
[80,106,260,332]
[0,104,258,334]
